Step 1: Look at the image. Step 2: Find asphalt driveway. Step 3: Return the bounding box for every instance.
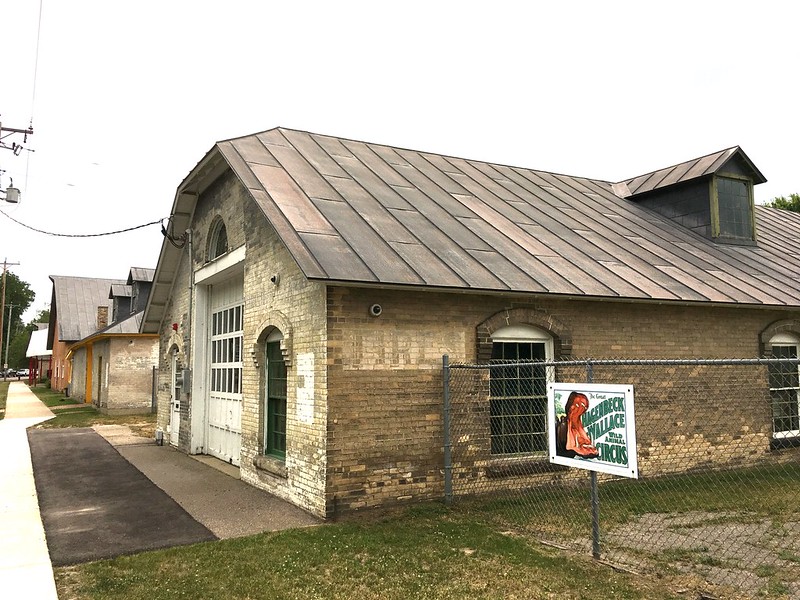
[27,426,320,567]
[28,428,217,566]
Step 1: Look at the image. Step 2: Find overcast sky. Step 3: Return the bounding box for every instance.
[1,1,798,322]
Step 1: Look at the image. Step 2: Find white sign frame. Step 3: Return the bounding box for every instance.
[547,382,638,479]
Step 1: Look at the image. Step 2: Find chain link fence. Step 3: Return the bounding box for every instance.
[443,357,800,598]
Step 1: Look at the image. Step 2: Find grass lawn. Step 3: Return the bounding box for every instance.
[0,381,7,420]
[29,385,85,408]
[53,462,800,599]
[26,386,156,434]
[457,462,800,537]
[55,503,684,600]
[36,405,157,432]
[28,385,156,428]
[37,384,797,599]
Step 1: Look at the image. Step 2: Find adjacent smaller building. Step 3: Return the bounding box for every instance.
[47,274,124,392]
[68,311,158,414]
[25,325,52,385]
[48,268,158,413]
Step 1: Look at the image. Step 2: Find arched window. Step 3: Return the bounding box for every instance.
[208,218,228,261]
[264,329,287,459]
[489,324,553,455]
[768,332,800,439]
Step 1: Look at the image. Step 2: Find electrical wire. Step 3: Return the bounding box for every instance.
[30,0,43,116]
[25,0,44,190]
[0,209,166,237]
[162,216,187,248]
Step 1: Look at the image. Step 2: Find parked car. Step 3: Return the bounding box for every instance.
[17,368,30,377]
[1,369,17,378]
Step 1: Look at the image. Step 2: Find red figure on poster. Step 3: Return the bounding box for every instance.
[564,392,599,458]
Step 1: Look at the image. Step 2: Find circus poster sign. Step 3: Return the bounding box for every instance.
[547,383,638,479]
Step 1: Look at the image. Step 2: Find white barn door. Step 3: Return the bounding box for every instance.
[206,278,243,465]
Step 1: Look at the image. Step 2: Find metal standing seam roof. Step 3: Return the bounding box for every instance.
[49,276,126,342]
[217,128,799,305]
[128,267,155,284]
[109,284,133,299]
[143,128,799,334]
[79,311,144,340]
[613,146,767,198]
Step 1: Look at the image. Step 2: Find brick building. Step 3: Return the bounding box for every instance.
[142,128,800,519]
[47,275,125,393]
[67,268,158,413]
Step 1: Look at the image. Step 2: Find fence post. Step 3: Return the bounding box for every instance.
[443,354,453,504]
[587,360,601,559]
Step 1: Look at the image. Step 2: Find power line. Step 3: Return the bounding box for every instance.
[0,209,165,237]
[30,0,43,118]
[26,0,44,190]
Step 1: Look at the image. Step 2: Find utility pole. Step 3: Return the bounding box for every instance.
[1,118,34,203]
[4,304,16,372]
[0,258,21,371]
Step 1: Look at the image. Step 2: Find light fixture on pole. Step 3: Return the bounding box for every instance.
[3,303,15,372]
[1,118,34,203]
[1,179,21,203]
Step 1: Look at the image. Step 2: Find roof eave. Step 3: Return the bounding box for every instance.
[141,147,230,334]
[724,146,767,185]
[317,279,800,311]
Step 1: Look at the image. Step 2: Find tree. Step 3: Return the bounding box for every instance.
[30,308,50,325]
[7,309,51,369]
[7,331,31,370]
[0,272,36,368]
[763,193,800,212]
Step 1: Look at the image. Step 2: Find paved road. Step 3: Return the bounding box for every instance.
[28,428,216,565]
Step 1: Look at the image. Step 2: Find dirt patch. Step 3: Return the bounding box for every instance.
[127,420,156,439]
[598,511,800,598]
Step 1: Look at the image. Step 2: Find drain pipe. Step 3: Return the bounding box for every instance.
[186,228,194,367]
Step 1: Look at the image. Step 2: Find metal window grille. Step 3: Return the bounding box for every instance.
[266,341,287,458]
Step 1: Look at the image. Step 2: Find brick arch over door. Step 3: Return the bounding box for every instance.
[760,319,800,356]
[476,307,572,362]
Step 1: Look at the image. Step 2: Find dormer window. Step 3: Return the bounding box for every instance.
[616,146,765,247]
[208,218,228,261]
[713,176,755,242]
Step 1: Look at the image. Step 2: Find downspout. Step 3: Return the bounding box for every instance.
[185,228,195,451]
[186,228,193,366]
[85,342,93,404]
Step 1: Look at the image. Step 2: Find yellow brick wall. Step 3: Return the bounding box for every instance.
[156,171,328,517]
[238,195,328,517]
[326,286,797,513]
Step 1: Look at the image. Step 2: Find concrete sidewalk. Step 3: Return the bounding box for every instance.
[107,439,320,539]
[0,381,58,600]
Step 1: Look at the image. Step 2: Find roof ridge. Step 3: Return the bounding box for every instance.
[617,146,740,185]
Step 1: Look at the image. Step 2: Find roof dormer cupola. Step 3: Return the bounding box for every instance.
[613,147,766,246]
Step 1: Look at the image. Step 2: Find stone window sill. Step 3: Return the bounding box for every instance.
[253,454,287,479]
